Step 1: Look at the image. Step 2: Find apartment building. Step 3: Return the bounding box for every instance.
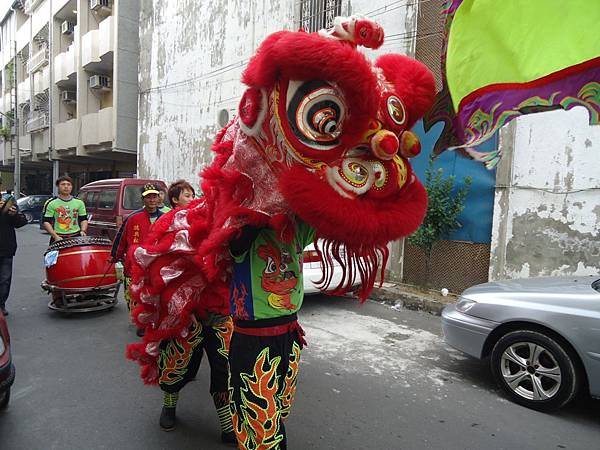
[0,0,138,194]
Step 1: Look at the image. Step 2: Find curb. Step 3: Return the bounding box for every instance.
[370,283,453,316]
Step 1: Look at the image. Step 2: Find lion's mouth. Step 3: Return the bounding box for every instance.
[326,168,358,199]
[325,155,385,199]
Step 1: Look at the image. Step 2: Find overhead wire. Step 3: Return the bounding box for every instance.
[141,0,439,95]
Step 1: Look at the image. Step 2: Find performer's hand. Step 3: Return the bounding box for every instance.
[0,200,4,210]
[54,235,63,241]
[80,230,87,236]
[7,206,17,216]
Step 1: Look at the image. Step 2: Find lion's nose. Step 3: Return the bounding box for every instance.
[371,130,399,160]
[399,130,421,158]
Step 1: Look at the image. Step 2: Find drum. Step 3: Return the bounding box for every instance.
[44,236,117,290]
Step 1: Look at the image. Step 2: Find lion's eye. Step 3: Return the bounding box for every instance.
[265,257,277,274]
[387,95,406,126]
[287,80,345,149]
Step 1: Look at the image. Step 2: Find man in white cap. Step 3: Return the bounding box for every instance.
[111,183,169,336]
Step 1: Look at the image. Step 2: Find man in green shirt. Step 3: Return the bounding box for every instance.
[43,176,88,243]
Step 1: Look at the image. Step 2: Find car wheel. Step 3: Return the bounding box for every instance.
[24,212,34,223]
[490,330,579,412]
[0,388,9,410]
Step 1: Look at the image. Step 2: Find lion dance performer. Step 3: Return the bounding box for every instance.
[127,16,435,449]
[150,180,236,444]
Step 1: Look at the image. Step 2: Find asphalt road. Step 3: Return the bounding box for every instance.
[0,225,598,450]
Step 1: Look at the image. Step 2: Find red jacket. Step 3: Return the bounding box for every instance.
[111,208,166,275]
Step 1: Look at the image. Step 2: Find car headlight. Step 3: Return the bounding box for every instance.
[0,337,5,356]
[456,298,476,313]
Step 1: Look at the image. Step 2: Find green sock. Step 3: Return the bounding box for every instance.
[213,392,233,433]
[163,391,179,409]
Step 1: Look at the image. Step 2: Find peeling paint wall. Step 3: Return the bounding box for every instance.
[490,107,600,280]
[137,0,417,188]
[137,0,296,186]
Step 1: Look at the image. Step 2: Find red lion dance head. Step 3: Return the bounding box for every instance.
[127,17,435,383]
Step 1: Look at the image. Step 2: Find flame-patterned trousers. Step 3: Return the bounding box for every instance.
[157,315,233,395]
[229,314,304,450]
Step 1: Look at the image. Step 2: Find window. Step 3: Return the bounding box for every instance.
[97,190,117,209]
[123,185,144,210]
[299,0,342,33]
[83,191,98,209]
[30,196,45,206]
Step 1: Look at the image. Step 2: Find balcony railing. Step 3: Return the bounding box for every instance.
[24,0,44,15]
[55,43,77,83]
[26,113,49,132]
[27,47,49,74]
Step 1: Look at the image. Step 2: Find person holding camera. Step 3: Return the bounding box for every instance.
[0,181,27,316]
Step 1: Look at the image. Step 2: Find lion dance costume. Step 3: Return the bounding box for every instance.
[127,16,435,449]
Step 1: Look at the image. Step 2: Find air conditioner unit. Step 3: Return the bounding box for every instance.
[89,74,111,90]
[61,91,76,103]
[90,0,111,12]
[61,21,75,35]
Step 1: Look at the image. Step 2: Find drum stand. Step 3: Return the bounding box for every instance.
[41,281,121,313]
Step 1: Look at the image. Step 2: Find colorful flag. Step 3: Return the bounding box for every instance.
[424,0,600,169]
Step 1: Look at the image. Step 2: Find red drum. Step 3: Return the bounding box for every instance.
[44,236,117,290]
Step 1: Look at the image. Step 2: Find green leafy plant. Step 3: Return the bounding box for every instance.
[408,156,472,281]
[0,126,11,140]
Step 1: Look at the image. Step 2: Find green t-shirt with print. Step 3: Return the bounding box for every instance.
[230,221,315,320]
[44,197,87,235]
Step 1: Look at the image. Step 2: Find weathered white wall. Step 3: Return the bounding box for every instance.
[137,0,296,187]
[490,107,600,280]
[137,0,417,188]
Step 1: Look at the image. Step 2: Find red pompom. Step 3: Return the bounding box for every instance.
[379,134,399,156]
[354,19,384,49]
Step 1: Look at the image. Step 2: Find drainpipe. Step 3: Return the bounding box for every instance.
[13,39,20,199]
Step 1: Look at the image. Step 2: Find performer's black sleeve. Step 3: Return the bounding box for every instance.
[10,212,27,229]
[43,216,54,224]
[230,225,261,257]
[78,214,88,224]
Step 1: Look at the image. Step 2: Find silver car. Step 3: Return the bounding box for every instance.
[442,276,600,411]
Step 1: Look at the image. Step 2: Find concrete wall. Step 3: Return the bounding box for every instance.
[137,0,418,187]
[114,0,138,153]
[490,107,600,280]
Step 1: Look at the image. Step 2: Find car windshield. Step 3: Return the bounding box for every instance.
[123,185,145,210]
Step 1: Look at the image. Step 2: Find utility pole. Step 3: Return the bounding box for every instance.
[13,39,20,199]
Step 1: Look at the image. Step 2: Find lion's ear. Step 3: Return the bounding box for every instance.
[237,88,267,136]
[374,55,436,130]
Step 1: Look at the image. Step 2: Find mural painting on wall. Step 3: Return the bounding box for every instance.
[411,120,496,245]
[425,0,600,170]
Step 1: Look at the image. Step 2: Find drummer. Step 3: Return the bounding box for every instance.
[110,183,170,336]
[43,176,88,243]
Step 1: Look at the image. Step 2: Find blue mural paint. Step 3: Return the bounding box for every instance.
[410,121,497,244]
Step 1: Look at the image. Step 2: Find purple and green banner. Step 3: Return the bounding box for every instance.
[425,0,600,169]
